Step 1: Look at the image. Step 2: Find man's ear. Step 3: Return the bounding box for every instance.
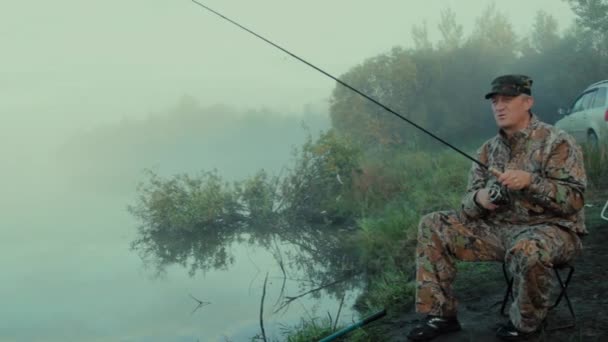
[525,96,534,111]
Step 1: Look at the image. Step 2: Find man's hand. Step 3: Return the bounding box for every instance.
[475,188,499,211]
[497,169,532,191]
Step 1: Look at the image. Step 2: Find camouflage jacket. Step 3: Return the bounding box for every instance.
[461,114,588,235]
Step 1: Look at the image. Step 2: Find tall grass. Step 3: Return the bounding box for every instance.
[275,316,338,342]
[275,141,606,340]
[347,149,470,311]
[582,143,608,194]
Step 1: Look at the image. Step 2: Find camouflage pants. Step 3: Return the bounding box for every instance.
[415,210,582,332]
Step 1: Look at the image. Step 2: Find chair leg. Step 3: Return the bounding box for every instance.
[501,262,514,316]
[547,265,576,330]
[499,263,577,330]
[551,266,572,308]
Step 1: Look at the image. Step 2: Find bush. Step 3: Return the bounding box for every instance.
[128,169,245,275]
[280,129,362,224]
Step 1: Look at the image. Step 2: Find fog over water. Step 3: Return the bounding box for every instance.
[1,1,576,340]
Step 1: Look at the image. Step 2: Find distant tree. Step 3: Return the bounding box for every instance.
[468,4,519,54]
[328,2,608,151]
[566,0,608,33]
[411,21,433,51]
[330,4,529,151]
[329,48,421,149]
[529,11,560,54]
[425,4,519,141]
[437,8,463,51]
[567,0,608,59]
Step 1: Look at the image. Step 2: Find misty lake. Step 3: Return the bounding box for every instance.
[2,1,595,341]
[1,153,356,342]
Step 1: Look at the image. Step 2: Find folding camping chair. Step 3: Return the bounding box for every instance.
[500,262,576,330]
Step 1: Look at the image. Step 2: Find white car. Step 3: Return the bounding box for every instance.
[555,80,608,147]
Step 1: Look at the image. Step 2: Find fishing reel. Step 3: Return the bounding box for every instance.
[488,182,510,206]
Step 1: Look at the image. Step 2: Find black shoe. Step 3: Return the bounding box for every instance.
[407,315,461,341]
[496,320,541,341]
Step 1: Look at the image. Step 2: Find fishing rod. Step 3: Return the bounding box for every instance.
[189,0,501,178]
[319,309,387,342]
[187,4,509,336]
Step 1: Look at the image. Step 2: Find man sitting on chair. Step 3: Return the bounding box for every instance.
[407,75,587,341]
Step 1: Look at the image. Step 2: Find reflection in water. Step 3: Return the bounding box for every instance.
[128,130,365,304]
[1,179,357,341]
[2,106,359,341]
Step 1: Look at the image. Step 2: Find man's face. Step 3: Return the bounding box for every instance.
[490,94,534,131]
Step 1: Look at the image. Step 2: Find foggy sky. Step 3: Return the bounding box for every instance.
[0,2,582,340]
[2,0,575,146]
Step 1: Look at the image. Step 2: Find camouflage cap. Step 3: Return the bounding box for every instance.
[484,74,533,99]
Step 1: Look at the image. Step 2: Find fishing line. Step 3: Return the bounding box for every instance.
[190,0,499,175]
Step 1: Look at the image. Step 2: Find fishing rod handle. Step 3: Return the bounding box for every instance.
[489,167,503,178]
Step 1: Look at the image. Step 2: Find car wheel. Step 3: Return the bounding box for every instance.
[588,131,599,149]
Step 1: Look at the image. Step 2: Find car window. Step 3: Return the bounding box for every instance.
[571,95,584,113]
[571,90,596,113]
[591,87,607,108]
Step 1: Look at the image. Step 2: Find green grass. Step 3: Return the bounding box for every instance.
[582,142,608,193]
[283,141,608,341]
[274,316,340,342]
[349,149,470,309]
[355,271,416,313]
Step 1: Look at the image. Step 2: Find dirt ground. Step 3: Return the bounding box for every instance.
[364,199,608,342]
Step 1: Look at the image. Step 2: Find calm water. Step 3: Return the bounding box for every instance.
[1,156,356,342]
